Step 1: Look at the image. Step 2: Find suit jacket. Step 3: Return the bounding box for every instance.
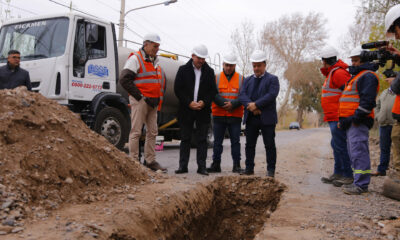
[174,59,217,123]
[239,71,280,125]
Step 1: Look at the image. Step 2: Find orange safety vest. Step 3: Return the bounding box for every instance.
[211,72,244,118]
[392,95,400,120]
[321,67,343,121]
[130,51,165,111]
[339,70,379,118]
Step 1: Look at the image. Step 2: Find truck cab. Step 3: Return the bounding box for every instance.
[0,13,130,149]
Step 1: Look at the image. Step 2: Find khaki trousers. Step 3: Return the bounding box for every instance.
[128,96,158,164]
[392,122,400,178]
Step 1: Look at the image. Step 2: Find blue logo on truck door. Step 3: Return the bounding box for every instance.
[88,64,109,77]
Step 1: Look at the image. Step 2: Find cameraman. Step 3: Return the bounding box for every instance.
[385,4,400,178]
[338,46,379,195]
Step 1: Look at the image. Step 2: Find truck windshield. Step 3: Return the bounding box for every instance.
[0,17,69,62]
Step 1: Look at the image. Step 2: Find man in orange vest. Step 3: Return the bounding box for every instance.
[319,45,353,187]
[119,33,167,172]
[207,53,244,173]
[384,5,400,179]
[338,47,379,195]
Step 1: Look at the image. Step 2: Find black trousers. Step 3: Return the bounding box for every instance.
[179,117,209,170]
[245,116,277,172]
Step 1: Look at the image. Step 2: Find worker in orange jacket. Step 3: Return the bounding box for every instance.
[384,5,400,179]
[319,46,353,187]
[207,53,244,173]
[120,33,167,173]
[338,47,379,195]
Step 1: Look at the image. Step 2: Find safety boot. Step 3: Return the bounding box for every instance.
[321,174,341,184]
[342,184,368,195]
[332,177,354,187]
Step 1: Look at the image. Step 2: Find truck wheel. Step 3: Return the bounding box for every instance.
[94,107,129,150]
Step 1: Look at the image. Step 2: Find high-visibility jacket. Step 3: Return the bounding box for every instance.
[392,95,400,120]
[321,65,351,122]
[339,70,379,118]
[211,72,244,118]
[130,51,165,110]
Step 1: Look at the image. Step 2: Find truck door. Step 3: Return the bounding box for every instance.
[69,19,115,101]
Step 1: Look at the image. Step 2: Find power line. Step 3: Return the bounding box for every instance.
[48,0,99,18]
[0,0,37,15]
[94,0,120,13]
[174,4,228,43]
[124,10,189,54]
[186,0,231,36]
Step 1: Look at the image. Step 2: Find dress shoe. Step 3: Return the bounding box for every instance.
[267,170,275,178]
[240,169,254,175]
[232,165,243,173]
[197,168,209,176]
[371,171,386,176]
[175,168,188,174]
[207,163,221,173]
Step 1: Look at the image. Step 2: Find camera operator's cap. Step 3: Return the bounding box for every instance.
[320,46,338,59]
[192,44,209,58]
[385,4,400,37]
[143,33,161,44]
[250,50,267,62]
[223,53,237,64]
[349,46,363,58]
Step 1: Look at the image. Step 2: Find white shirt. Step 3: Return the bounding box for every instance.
[193,64,201,102]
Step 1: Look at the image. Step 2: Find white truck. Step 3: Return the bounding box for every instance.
[0,12,189,150]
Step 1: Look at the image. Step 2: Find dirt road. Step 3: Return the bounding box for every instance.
[159,128,400,239]
[1,87,398,240]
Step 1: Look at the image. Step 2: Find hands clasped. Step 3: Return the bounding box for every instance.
[189,100,205,110]
[247,102,261,115]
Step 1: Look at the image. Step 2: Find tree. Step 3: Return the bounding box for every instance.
[289,61,324,127]
[354,0,400,92]
[259,12,327,125]
[230,19,256,77]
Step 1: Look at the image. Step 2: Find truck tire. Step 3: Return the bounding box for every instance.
[94,107,129,150]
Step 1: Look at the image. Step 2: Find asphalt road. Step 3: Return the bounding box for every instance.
[155,127,326,178]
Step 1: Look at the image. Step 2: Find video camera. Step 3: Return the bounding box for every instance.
[361,41,397,78]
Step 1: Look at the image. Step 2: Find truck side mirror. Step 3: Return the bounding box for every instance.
[85,23,98,44]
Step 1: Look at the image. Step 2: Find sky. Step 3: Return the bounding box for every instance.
[0,0,359,67]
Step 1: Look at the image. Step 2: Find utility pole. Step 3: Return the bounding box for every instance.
[118,0,125,47]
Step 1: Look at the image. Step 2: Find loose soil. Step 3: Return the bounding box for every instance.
[0,88,285,239]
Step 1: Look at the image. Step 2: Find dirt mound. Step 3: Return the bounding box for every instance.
[0,87,150,221]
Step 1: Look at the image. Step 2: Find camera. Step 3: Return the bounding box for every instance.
[361,41,397,77]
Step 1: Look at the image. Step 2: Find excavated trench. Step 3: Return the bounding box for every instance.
[110,176,285,240]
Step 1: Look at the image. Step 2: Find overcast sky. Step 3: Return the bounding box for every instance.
[2,0,359,65]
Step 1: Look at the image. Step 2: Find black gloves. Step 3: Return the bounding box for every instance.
[144,97,159,108]
[339,117,353,131]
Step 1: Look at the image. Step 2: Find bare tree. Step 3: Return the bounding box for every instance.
[230,19,256,76]
[259,12,327,124]
[339,17,371,56]
[290,61,324,127]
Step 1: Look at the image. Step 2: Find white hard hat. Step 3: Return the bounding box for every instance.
[192,44,208,58]
[349,46,363,58]
[250,50,267,62]
[143,33,161,44]
[320,45,338,59]
[385,4,400,38]
[223,53,237,64]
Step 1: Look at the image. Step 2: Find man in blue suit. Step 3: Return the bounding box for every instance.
[238,50,280,177]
